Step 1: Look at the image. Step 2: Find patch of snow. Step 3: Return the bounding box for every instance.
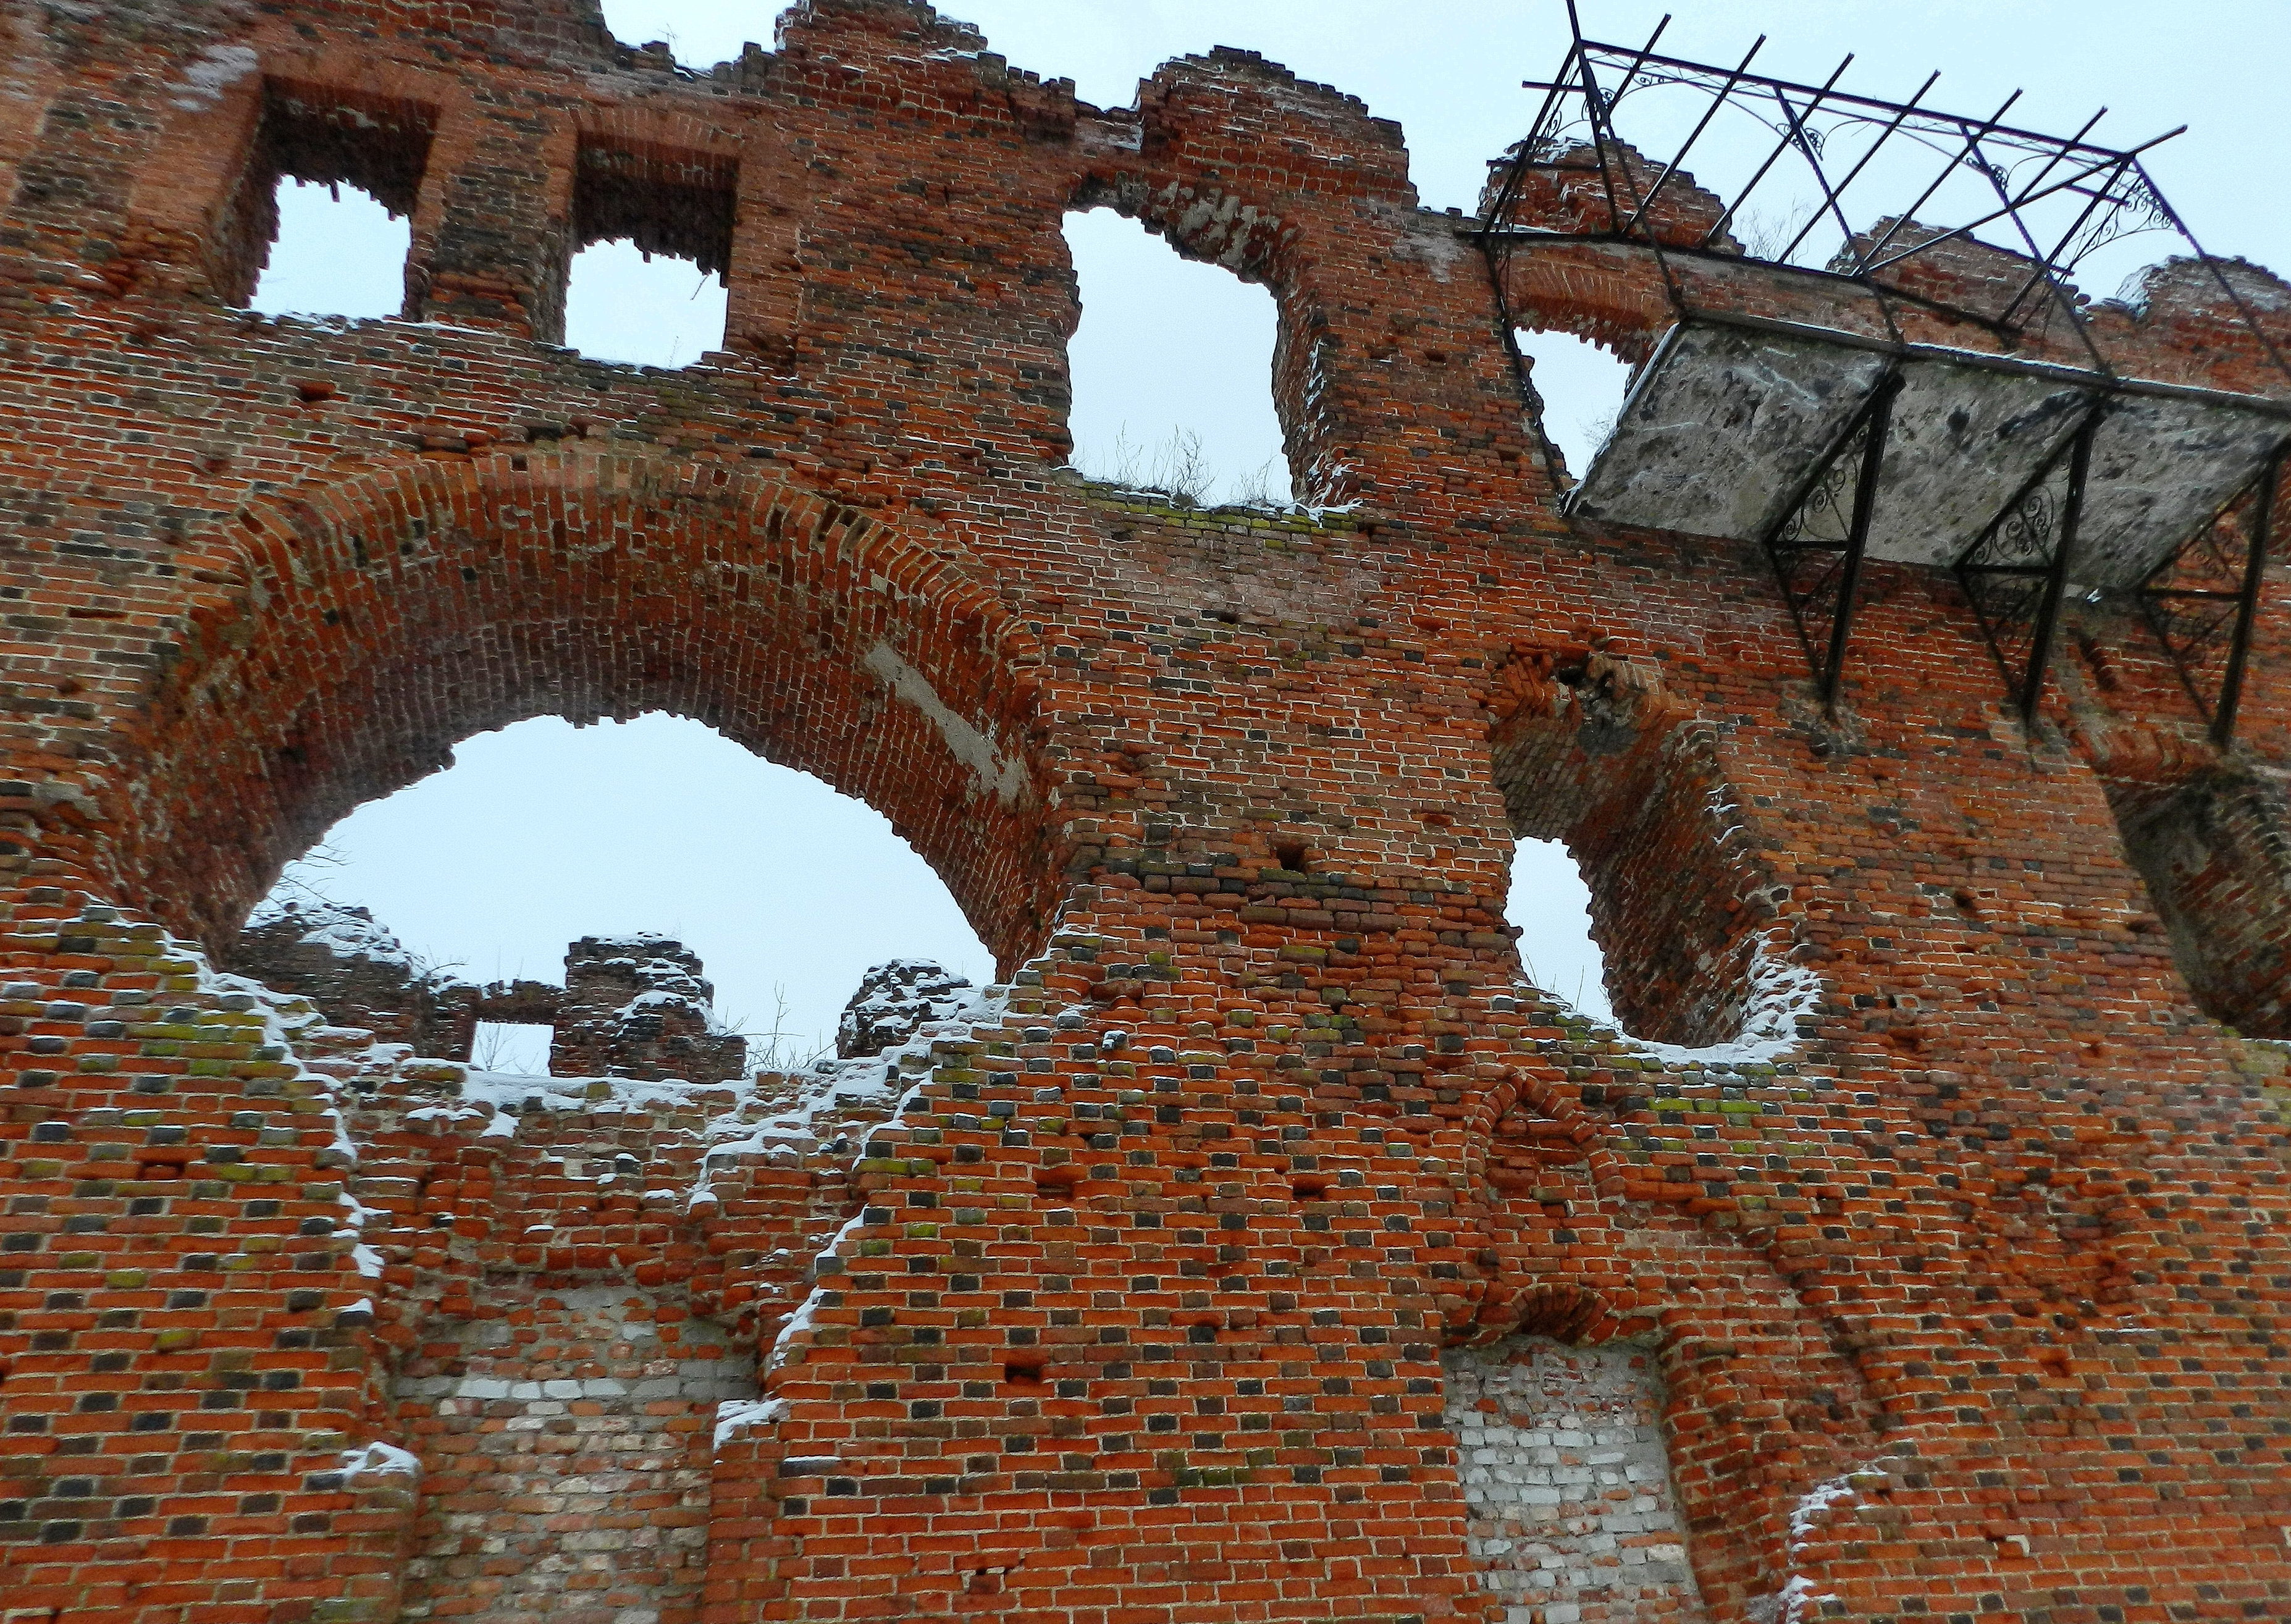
[339,1439,421,1485]
[766,1287,825,1370]
[714,1396,787,1447]
[1621,935,1823,1069]
[1760,1455,1902,1621]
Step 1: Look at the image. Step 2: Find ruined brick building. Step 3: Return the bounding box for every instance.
[4,1,2291,1620]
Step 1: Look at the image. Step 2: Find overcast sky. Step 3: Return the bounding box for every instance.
[248,1,2289,1065]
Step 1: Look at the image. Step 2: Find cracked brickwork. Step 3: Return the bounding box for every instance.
[4,2,2291,1622]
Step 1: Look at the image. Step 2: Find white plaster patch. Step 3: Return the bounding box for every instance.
[171,43,258,112]
[864,639,1028,803]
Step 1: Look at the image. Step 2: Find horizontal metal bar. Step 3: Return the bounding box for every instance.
[1863,128,2185,277]
[1570,36,2164,161]
[1676,305,2291,418]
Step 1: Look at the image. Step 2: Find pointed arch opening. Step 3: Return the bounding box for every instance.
[1488,647,1802,1050]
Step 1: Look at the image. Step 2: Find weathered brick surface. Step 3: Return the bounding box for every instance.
[1445,1335,1704,1622]
[4,2,2291,1622]
[549,936,745,1084]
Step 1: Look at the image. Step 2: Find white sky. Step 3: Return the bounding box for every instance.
[247,0,2288,1057]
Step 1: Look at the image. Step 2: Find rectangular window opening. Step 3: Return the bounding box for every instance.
[471,1022,555,1077]
[221,79,436,316]
[565,137,735,367]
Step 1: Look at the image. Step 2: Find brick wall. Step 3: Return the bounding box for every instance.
[1444,1334,1704,1622]
[392,1282,754,1624]
[4,1,2291,1620]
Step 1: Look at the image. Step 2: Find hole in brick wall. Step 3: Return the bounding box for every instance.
[1513,328,1636,487]
[1063,208,1288,508]
[222,80,434,316]
[2100,765,2291,1037]
[1004,1360,1048,1387]
[246,180,413,321]
[1505,836,1617,1028]
[563,138,734,368]
[469,1022,553,1075]
[239,713,991,1071]
[1492,663,1773,1047]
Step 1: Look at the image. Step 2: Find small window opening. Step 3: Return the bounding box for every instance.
[564,138,734,367]
[225,82,434,317]
[1505,836,1616,1029]
[469,1021,553,1075]
[1064,208,1287,509]
[1513,328,1635,487]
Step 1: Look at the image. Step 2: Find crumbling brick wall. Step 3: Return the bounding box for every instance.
[4,2,2291,1622]
[549,936,746,1084]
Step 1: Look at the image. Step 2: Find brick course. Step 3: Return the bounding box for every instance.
[4,2,2291,1621]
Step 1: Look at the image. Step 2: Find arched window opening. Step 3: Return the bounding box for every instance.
[1490,653,1797,1051]
[562,138,733,367]
[224,83,433,318]
[1064,207,1288,508]
[1513,327,1635,488]
[229,713,991,1077]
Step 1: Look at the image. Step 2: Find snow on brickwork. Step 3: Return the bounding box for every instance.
[836,956,975,1057]
[7,1,2291,1618]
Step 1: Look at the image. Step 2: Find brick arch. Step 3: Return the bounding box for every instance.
[117,450,1060,966]
[1499,245,1675,363]
[570,100,743,162]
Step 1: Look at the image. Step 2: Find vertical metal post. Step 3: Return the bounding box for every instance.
[2019,415,2098,726]
[1819,372,1900,711]
[2211,448,2282,747]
